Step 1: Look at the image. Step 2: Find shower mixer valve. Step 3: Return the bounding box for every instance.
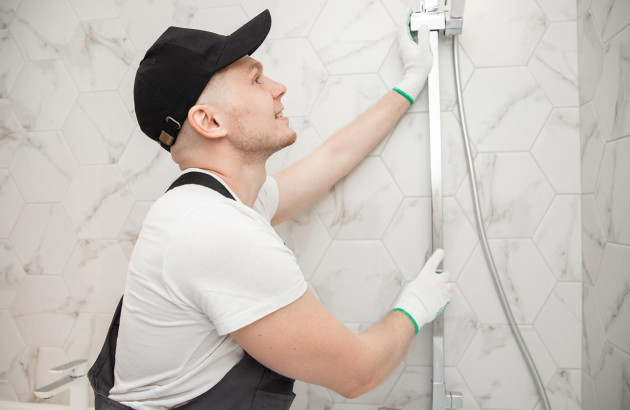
[411,0,463,36]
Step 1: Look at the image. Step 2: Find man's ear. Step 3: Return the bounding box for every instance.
[187,104,228,139]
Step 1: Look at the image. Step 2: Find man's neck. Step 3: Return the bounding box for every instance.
[194,161,267,208]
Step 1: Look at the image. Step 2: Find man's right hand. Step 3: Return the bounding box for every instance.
[392,249,452,334]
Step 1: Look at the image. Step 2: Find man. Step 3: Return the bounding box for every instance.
[96,9,451,409]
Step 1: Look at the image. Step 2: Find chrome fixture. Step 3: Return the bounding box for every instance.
[34,359,89,410]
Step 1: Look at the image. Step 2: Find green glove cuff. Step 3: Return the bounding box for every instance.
[393,87,414,105]
[392,307,419,335]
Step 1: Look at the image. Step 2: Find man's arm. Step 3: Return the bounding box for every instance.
[271,90,409,226]
[231,288,416,398]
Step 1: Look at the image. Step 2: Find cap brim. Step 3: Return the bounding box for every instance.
[216,9,271,70]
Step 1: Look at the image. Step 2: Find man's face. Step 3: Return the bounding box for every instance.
[219,55,296,160]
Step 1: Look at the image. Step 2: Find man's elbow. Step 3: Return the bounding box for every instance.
[336,354,383,399]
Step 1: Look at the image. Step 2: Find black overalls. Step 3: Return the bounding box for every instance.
[87,172,296,409]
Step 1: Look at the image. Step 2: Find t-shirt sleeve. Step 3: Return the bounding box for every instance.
[163,203,307,336]
[252,175,279,222]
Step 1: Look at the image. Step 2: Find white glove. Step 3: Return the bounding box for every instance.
[392,249,451,335]
[394,11,433,105]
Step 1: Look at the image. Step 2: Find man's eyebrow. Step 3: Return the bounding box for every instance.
[247,61,263,74]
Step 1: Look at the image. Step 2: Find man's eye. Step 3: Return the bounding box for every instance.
[254,76,261,84]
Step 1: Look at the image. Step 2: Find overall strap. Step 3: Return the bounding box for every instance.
[167,171,235,200]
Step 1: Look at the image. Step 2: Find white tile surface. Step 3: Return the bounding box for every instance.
[0,308,24,376]
[10,204,77,275]
[314,157,403,239]
[0,31,24,98]
[9,0,78,60]
[242,0,327,40]
[118,201,152,259]
[69,0,124,20]
[580,103,605,194]
[595,137,630,245]
[529,22,579,107]
[308,0,396,75]
[63,19,136,92]
[581,195,606,285]
[10,275,76,347]
[455,153,554,238]
[9,132,77,202]
[532,108,581,193]
[534,195,581,281]
[459,240,556,324]
[582,284,605,376]
[463,67,552,152]
[594,344,630,410]
[594,243,630,354]
[62,165,135,238]
[382,365,432,410]
[9,60,78,131]
[577,9,603,105]
[62,91,134,165]
[310,240,403,323]
[442,197,478,280]
[592,25,630,142]
[9,346,71,404]
[546,369,582,410]
[0,100,25,168]
[590,0,630,43]
[535,283,582,368]
[62,240,128,313]
[188,6,246,34]
[0,240,25,309]
[63,312,112,364]
[0,171,23,237]
[265,118,322,176]
[537,0,578,21]
[443,284,479,367]
[458,0,547,67]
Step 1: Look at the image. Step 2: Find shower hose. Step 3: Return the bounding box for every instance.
[452,35,552,410]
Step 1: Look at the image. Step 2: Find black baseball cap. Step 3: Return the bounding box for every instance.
[134,10,272,151]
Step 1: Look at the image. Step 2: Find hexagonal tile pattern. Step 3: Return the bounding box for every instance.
[580,103,605,194]
[64,312,111,364]
[537,0,577,21]
[118,201,152,259]
[583,284,606,376]
[311,241,403,323]
[9,0,78,60]
[116,128,180,201]
[69,0,123,20]
[9,132,78,202]
[383,197,432,280]
[381,113,430,197]
[581,195,606,285]
[63,240,128,313]
[0,0,21,30]
[310,74,387,141]
[382,365,431,409]
[0,31,24,98]
[590,0,630,43]
[594,244,630,354]
[62,91,134,165]
[10,275,76,346]
[444,284,479,367]
[528,22,579,107]
[592,25,630,142]
[242,0,326,39]
[462,67,552,152]
[577,9,604,105]
[459,240,555,324]
[0,311,24,379]
[458,0,546,67]
[314,157,403,239]
[9,60,78,131]
[532,108,580,193]
[595,137,630,245]
[309,0,395,75]
[0,170,24,237]
[291,380,334,410]
[188,6,247,34]
[10,203,77,275]
[594,343,630,410]
[455,153,554,238]
[120,0,196,52]
[545,369,581,410]
[254,39,328,118]
[9,346,71,404]
[265,118,322,176]
[274,208,331,280]
[62,165,135,238]
[534,283,582,368]
[63,20,136,92]
[0,240,25,309]
[459,325,547,409]
[534,195,581,281]
[0,100,25,168]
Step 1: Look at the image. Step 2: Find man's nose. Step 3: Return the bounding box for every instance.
[270,79,286,99]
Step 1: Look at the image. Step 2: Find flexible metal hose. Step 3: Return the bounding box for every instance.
[452,35,552,410]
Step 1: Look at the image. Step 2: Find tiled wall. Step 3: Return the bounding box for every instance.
[577,0,630,409]
[0,0,583,408]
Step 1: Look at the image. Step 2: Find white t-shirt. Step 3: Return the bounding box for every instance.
[108,168,307,410]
